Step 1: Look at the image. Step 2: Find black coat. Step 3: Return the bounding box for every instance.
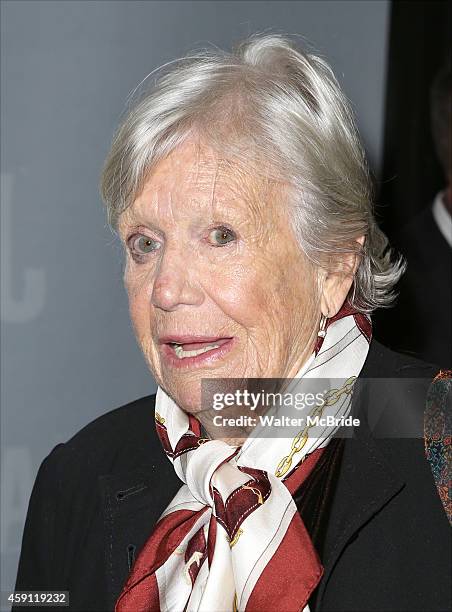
[13,340,451,612]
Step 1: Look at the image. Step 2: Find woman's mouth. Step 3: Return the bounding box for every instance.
[159,336,234,368]
[173,340,223,358]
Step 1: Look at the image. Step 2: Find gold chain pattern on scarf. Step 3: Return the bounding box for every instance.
[274,376,357,478]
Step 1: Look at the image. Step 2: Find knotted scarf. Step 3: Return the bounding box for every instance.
[115,304,371,611]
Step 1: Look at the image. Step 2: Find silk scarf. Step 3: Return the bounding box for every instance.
[115,304,371,612]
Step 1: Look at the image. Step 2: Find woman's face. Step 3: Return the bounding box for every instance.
[118,139,320,414]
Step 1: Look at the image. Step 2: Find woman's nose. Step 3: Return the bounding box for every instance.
[151,249,204,311]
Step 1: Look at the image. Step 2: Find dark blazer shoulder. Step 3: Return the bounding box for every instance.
[355,339,443,464]
[360,337,440,379]
[46,393,164,481]
[14,394,179,611]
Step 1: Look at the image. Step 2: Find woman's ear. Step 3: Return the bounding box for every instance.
[320,235,365,317]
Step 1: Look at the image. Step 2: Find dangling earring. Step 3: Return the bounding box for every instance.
[318,314,328,338]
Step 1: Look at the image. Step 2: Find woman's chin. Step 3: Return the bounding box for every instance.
[159,381,202,415]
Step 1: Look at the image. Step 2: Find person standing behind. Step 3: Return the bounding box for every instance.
[375,64,451,367]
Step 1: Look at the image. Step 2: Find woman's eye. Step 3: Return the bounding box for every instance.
[128,234,161,258]
[209,227,236,246]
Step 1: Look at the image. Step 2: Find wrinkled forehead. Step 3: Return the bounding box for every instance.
[118,139,282,230]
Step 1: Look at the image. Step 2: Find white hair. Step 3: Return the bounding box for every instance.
[100,32,405,313]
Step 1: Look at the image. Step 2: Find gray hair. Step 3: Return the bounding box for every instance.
[100,33,405,313]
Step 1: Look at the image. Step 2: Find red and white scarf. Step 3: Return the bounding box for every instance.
[115,305,371,612]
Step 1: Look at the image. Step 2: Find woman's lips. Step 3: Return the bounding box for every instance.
[159,336,234,368]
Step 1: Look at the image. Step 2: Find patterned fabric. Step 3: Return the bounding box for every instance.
[115,305,372,612]
[424,369,452,525]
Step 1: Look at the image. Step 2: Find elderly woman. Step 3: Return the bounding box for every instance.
[14,34,450,612]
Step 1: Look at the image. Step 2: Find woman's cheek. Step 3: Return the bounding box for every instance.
[124,260,156,308]
[208,263,270,327]
[126,279,154,342]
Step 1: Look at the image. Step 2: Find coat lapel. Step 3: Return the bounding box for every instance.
[100,461,182,610]
[314,385,406,609]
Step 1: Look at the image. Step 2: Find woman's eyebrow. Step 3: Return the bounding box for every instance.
[118,214,165,239]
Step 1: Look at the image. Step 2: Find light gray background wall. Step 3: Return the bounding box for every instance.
[0,0,390,601]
